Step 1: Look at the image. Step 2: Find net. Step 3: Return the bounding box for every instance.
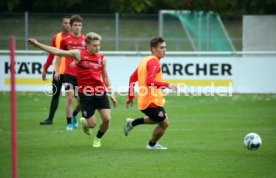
[163,11,236,51]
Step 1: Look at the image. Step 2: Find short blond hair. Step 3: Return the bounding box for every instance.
[85,32,102,44]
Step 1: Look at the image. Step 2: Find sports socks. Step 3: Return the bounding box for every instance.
[47,77,61,121]
[96,130,105,139]
[67,117,72,124]
[72,110,79,117]
[48,98,59,121]
[148,140,156,147]
[132,117,144,127]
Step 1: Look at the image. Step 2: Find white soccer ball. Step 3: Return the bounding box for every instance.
[244,133,262,150]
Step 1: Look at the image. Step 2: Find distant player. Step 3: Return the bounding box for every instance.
[27,32,117,148]
[40,16,71,125]
[55,15,86,131]
[124,37,177,150]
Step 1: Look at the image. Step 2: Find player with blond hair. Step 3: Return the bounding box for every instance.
[28,32,117,148]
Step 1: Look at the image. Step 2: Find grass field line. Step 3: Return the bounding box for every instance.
[1,127,275,135]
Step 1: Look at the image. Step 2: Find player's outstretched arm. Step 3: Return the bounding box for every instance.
[27,38,80,61]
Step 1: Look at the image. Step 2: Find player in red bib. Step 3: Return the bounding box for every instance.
[27,32,118,148]
[55,15,86,131]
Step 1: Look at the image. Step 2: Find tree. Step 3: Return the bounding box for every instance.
[0,0,20,11]
[110,0,152,13]
[1,0,275,14]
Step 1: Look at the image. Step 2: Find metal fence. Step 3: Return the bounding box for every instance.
[0,12,242,51]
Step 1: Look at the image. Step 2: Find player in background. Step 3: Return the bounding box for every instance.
[124,37,177,150]
[40,16,71,125]
[55,15,85,131]
[27,32,118,148]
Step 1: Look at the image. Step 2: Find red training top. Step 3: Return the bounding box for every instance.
[60,34,86,76]
[76,50,106,94]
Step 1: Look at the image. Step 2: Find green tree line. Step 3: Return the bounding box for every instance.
[1,0,275,14]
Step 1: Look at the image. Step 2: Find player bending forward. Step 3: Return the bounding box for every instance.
[124,37,177,150]
[28,32,117,148]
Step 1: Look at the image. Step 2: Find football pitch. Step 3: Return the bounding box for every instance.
[1,92,276,178]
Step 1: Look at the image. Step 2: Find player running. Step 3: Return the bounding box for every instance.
[124,37,177,150]
[27,32,117,148]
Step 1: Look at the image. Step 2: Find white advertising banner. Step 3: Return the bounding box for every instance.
[160,57,235,95]
[0,55,53,91]
[1,54,276,93]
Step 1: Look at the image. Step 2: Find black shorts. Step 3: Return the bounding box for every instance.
[79,92,110,118]
[64,74,77,92]
[141,107,167,122]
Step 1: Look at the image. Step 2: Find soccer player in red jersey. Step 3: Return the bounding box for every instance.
[40,16,71,125]
[124,37,177,150]
[27,32,118,148]
[55,15,86,131]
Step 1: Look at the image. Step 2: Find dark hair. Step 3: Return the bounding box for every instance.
[150,37,165,49]
[61,15,71,23]
[70,15,83,26]
[61,16,70,23]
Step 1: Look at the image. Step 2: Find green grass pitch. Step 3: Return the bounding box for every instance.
[1,92,276,178]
